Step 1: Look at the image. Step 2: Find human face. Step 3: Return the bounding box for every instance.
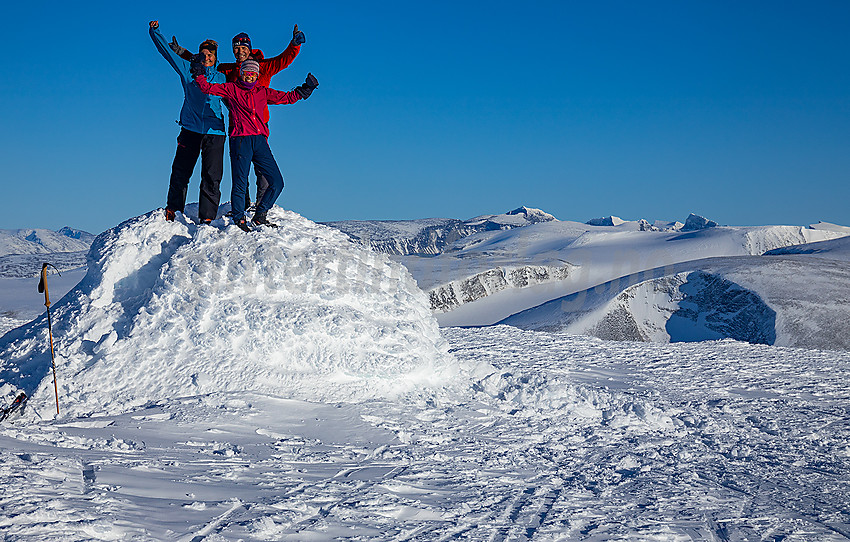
[200,49,216,67]
[241,71,258,83]
[233,45,250,63]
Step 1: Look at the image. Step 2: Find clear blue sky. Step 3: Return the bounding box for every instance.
[2,1,849,234]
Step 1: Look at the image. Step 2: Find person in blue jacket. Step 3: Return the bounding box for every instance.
[149,20,228,224]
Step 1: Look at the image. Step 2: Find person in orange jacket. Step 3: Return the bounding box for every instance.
[174,26,305,209]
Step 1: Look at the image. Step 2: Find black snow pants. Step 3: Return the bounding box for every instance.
[166,128,226,221]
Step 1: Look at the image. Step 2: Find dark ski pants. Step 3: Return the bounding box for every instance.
[246,170,270,210]
[229,135,284,220]
[166,128,226,221]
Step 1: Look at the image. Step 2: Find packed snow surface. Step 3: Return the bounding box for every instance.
[1,326,848,540]
[0,209,458,418]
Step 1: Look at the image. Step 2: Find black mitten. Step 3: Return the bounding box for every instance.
[295,73,319,99]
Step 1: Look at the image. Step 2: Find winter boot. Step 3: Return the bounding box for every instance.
[165,208,176,222]
[236,218,252,233]
[252,213,278,228]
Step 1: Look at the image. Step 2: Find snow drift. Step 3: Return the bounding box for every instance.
[0,208,458,417]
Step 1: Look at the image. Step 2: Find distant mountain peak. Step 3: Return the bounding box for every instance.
[682,213,718,231]
[505,206,557,222]
[586,216,626,227]
[57,226,94,240]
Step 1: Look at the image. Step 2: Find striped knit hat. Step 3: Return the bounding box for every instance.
[240,60,260,75]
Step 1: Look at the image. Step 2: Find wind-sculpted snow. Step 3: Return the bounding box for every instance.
[0,209,459,417]
[502,255,850,351]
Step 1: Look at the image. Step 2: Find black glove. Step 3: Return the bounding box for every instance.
[295,73,319,99]
[169,36,188,56]
[190,54,205,77]
[293,30,305,45]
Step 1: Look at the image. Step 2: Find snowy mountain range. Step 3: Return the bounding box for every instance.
[322,206,556,255]
[0,226,95,256]
[0,226,95,278]
[398,216,850,322]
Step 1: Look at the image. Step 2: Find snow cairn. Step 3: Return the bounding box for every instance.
[0,208,457,417]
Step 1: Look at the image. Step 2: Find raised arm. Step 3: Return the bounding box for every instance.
[265,87,302,106]
[149,21,190,82]
[267,73,318,105]
[260,25,303,78]
[193,74,235,99]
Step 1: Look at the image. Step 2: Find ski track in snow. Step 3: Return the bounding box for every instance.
[1,326,850,541]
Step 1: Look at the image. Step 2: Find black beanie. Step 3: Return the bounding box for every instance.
[232,32,251,50]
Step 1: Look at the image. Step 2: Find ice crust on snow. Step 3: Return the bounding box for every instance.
[0,209,458,417]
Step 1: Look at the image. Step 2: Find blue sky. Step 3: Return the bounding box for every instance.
[2,1,849,233]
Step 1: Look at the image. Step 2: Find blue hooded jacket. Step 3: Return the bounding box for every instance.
[150,26,227,135]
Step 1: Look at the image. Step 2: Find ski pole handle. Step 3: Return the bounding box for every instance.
[38,262,61,308]
[39,263,51,307]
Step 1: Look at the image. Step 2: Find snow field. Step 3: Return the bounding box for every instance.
[1,326,848,540]
[0,208,464,418]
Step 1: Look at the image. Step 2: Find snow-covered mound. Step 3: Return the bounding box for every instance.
[0,226,94,257]
[501,255,850,351]
[0,208,458,417]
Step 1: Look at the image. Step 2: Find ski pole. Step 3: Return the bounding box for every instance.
[37,263,61,416]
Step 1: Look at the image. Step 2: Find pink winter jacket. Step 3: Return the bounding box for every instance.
[194,75,302,137]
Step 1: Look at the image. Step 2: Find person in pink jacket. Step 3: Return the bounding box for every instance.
[193,59,318,231]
